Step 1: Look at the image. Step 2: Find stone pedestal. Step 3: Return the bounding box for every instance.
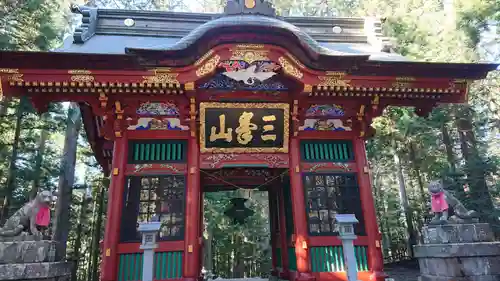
[414,223,500,281]
[0,237,71,281]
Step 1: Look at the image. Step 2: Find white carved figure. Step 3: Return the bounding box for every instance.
[222,65,277,85]
[127,117,189,131]
[299,119,352,131]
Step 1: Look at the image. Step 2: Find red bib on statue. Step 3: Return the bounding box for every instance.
[431,192,449,212]
[36,205,51,227]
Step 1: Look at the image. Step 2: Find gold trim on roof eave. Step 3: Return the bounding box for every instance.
[305,91,461,100]
[25,87,185,95]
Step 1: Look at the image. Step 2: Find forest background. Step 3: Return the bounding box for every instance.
[0,0,499,280]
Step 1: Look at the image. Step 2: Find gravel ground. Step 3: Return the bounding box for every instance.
[385,259,420,281]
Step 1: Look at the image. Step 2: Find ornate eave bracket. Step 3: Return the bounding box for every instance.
[71,4,98,44]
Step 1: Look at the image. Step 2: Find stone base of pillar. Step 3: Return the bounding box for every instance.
[295,272,316,281]
[414,223,500,281]
[370,270,388,281]
[0,238,71,281]
[271,269,279,276]
[182,276,203,281]
[279,269,290,279]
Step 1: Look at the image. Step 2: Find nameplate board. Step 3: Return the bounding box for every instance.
[199,102,289,153]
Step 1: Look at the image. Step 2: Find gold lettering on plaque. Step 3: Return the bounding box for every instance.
[209,114,233,142]
[235,112,257,145]
[261,115,277,141]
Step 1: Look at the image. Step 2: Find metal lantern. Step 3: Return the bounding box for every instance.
[224,198,254,224]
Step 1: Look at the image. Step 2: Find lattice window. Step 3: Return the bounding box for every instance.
[120,175,185,242]
[303,173,365,236]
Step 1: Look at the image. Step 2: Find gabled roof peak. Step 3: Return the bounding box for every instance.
[224,0,276,17]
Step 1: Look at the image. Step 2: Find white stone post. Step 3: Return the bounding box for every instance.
[138,221,162,281]
[335,214,359,281]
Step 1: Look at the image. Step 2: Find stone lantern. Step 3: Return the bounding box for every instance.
[335,214,359,281]
[137,218,162,281]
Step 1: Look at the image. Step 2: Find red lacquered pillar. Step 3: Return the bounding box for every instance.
[101,133,128,281]
[353,138,386,281]
[278,186,290,279]
[289,138,315,281]
[184,99,202,281]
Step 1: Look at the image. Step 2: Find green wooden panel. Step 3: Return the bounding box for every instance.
[129,140,186,163]
[276,247,282,268]
[117,252,182,281]
[161,144,166,161]
[145,144,150,161]
[140,144,145,161]
[288,247,297,271]
[309,246,369,272]
[304,143,311,160]
[134,143,140,161]
[300,140,353,162]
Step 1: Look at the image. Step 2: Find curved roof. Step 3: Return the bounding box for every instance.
[125,14,366,58]
[60,5,408,63]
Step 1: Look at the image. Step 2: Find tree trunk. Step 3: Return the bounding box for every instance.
[0,97,11,116]
[456,114,495,223]
[0,98,25,223]
[408,142,426,204]
[408,142,427,240]
[441,123,456,173]
[71,195,90,281]
[392,139,416,257]
[86,191,98,281]
[89,178,106,281]
[29,113,50,200]
[53,103,82,260]
[204,226,214,276]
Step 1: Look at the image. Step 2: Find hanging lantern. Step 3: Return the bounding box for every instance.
[224,198,254,224]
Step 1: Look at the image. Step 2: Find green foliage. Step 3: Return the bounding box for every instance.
[0,0,73,51]
[204,190,272,277]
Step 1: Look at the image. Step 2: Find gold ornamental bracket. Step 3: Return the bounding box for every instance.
[196,55,221,78]
[142,68,180,86]
[278,56,303,80]
[316,72,351,90]
[0,68,23,84]
[230,45,269,64]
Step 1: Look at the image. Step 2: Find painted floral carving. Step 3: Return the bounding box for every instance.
[127,117,189,131]
[299,119,352,131]
[136,101,179,116]
[305,104,345,117]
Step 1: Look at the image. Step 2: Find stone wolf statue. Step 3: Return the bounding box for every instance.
[0,190,54,237]
[428,180,479,224]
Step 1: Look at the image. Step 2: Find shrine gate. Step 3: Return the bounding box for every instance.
[0,1,496,281]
